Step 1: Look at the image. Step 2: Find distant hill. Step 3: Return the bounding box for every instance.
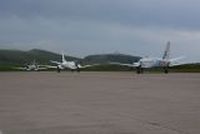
[170,63,200,72]
[0,49,80,66]
[0,49,141,66]
[1,48,199,72]
[82,54,140,65]
[0,49,141,71]
[0,49,28,65]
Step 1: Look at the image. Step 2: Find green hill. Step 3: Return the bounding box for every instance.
[0,49,140,66]
[0,49,141,71]
[0,49,28,65]
[170,63,200,72]
[0,49,200,72]
[0,49,80,66]
[82,54,140,65]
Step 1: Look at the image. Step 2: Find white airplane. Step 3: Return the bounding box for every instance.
[48,53,98,72]
[14,60,48,71]
[111,41,184,74]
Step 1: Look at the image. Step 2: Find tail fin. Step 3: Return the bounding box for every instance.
[33,59,37,65]
[162,41,170,60]
[61,52,66,63]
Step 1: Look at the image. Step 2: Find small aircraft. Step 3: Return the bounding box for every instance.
[14,60,48,71]
[111,41,184,74]
[48,53,98,72]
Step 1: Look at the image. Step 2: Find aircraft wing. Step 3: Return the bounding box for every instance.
[50,60,61,65]
[37,65,52,70]
[37,67,48,70]
[13,67,27,70]
[109,62,140,67]
[44,65,58,69]
[78,64,100,69]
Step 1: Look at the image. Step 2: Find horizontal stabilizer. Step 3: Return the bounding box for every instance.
[13,67,27,70]
[169,56,185,67]
[169,56,185,62]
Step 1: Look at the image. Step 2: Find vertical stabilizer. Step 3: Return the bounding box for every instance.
[33,59,36,65]
[162,41,170,60]
[62,52,66,63]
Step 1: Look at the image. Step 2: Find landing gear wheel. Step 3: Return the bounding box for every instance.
[164,68,168,74]
[57,67,61,73]
[136,66,143,74]
[136,67,140,74]
[141,68,144,74]
[77,68,80,72]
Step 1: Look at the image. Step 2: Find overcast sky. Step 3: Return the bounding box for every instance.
[0,0,200,62]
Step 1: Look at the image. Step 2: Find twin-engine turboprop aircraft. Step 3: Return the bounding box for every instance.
[14,60,48,71]
[111,42,184,74]
[48,53,98,72]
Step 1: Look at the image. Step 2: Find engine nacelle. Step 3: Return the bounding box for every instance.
[57,64,63,69]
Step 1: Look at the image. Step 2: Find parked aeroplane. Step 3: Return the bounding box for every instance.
[111,42,184,74]
[48,53,98,72]
[14,60,48,71]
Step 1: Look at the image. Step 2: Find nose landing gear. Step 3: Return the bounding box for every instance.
[164,67,169,74]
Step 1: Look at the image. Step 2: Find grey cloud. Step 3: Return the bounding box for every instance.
[1,0,200,29]
[0,0,200,62]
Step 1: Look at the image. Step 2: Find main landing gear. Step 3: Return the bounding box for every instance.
[164,67,169,74]
[57,66,61,73]
[136,66,144,74]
